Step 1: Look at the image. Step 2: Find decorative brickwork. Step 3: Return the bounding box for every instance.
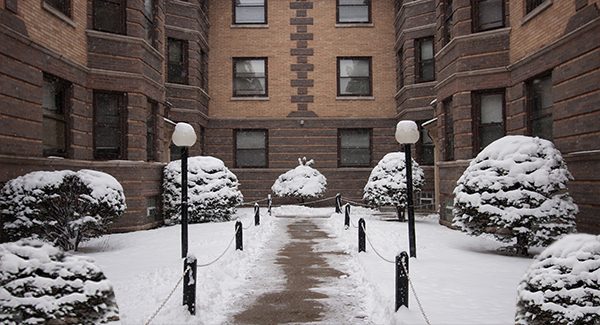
[290,0,315,114]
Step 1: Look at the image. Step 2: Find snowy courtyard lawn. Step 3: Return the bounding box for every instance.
[76,206,538,324]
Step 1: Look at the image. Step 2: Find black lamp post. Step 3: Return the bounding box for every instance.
[172,122,197,258]
[395,120,420,258]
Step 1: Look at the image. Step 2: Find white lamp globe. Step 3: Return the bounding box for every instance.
[395,120,420,144]
[172,122,197,147]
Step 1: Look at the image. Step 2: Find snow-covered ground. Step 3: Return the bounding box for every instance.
[77,206,538,324]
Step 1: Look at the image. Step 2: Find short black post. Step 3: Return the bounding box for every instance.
[395,251,409,311]
[344,204,350,229]
[358,218,366,252]
[254,203,260,226]
[183,255,197,315]
[335,193,342,213]
[235,221,243,251]
[267,194,272,216]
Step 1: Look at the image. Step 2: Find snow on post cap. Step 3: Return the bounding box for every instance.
[395,120,419,144]
[172,122,197,147]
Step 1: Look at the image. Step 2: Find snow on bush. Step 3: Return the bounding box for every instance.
[363,152,424,221]
[0,239,119,324]
[515,234,600,325]
[271,157,327,202]
[0,170,126,251]
[453,135,577,255]
[163,156,243,224]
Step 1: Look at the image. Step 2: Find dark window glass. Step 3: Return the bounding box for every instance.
[233,58,267,97]
[473,0,504,32]
[474,90,505,153]
[417,122,434,165]
[93,0,126,34]
[443,97,454,161]
[5,0,18,13]
[42,74,70,157]
[397,47,404,89]
[339,129,371,167]
[338,57,372,96]
[337,0,370,23]
[443,0,452,45]
[236,129,267,168]
[168,38,189,84]
[415,37,435,83]
[143,0,157,46]
[45,0,71,17]
[94,91,125,159]
[234,0,266,24]
[146,99,158,161]
[526,0,546,14]
[527,73,553,141]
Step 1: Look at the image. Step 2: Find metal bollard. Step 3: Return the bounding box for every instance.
[335,193,342,213]
[395,251,409,311]
[358,218,366,252]
[235,221,243,251]
[183,255,197,315]
[344,204,350,229]
[254,203,260,226]
[267,194,272,216]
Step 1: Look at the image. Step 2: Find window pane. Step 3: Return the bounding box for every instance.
[480,124,504,149]
[43,117,66,155]
[168,40,182,63]
[340,129,370,148]
[237,0,264,5]
[480,93,503,124]
[94,92,122,159]
[339,59,370,77]
[420,39,434,60]
[237,131,265,149]
[421,61,434,81]
[479,0,503,30]
[143,0,153,18]
[42,79,58,112]
[235,7,265,23]
[535,75,553,109]
[340,77,370,95]
[532,116,553,141]
[338,6,369,23]
[93,0,124,34]
[341,148,370,166]
[235,60,265,77]
[237,149,267,167]
[340,0,369,4]
[234,78,266,95]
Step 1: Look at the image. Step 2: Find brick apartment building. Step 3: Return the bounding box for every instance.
[0,0,598,233]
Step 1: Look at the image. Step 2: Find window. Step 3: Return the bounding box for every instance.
[526,0,547,14]
[5,0,18,13]
[94,91,125,159]
[45,0,71,17]
[200,50,208,90]
[443,97,454,161]
[233,0,266,24]
[146,196,160,220]
[338,57,372,96]
[235,129,268,168]
[93,0,126,34]
[397,47,404,89]
[233,58,267,97]
[417,123,434,165]
[473,0,504,32]
[143,0,157,46]
[473,90,505,154]
[442,0,453,45]
[337,0,371,24]
[415,37,435,83]
[168,38,189,84]
[527,73,553,141]
[146,99,158,162]
[42,74,70,157]
[339,129,371,167]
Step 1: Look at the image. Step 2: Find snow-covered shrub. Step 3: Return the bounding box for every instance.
[515,234,600,325]
[271,157,327,202]
[0,170,126,251]
[363,152,424,221]
[453,136,577,255]
[163,156,243,224]
[0,239,119,324]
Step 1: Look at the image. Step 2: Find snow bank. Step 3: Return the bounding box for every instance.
[516,234,600,325]
[163,156,243,224]
[272,158,327,200]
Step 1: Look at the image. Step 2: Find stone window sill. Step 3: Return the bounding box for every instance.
[43,1,76,28]
[231,97,270,101]
[522,0,553,25]
[335,23,374,28]
[336,96,375,101]
[230,24,269,29]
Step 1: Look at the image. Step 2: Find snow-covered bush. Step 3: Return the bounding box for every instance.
[453,136,577,255]
[0,239,119,324]
[271,157,327,202]
[515,234,600,325]
[163,156,243,224]
[0,170,126,251]
[363,152,424,221]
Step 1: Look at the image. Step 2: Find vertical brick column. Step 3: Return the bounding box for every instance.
[290,1,314,113]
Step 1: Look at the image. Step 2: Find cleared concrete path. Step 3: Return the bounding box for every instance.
[232,218,371,324]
